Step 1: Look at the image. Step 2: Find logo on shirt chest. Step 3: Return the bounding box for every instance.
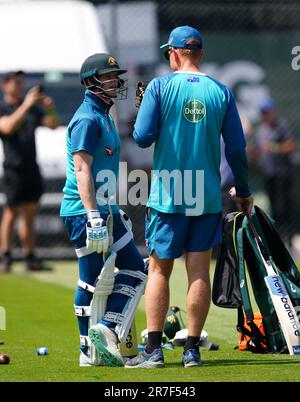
[183,99,206,123]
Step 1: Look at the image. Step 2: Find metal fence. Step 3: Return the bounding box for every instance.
[1,0,300,259]
[120,0,300,255]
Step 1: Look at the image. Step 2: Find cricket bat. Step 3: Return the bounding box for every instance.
[248,218,300,355]
[119,319,138,358]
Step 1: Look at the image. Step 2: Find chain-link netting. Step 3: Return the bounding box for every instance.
[119,0,300,256]
[0,0,299,260]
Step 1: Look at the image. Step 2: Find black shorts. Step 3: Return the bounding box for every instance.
[3,168,44,206]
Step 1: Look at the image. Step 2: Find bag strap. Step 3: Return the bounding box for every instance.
[237,226,253,322]
[232,212,243,258]
[236,225,268,353]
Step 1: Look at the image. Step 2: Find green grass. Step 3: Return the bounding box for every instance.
[0,259,300,382]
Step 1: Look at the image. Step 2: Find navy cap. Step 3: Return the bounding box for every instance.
[160,26,203,50]
[258,97,276,112]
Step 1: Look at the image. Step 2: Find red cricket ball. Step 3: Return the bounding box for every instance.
[0,354,10,364]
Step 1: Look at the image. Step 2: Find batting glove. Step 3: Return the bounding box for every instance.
[86,210,110,254]
[135,81,146,108]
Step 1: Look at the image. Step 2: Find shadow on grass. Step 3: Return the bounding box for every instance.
[166,359,300,368]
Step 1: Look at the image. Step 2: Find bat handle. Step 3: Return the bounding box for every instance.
[246,214,270,261]
[246,215,259,240]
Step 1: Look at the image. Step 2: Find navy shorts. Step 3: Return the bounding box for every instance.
[3,167,43,206]
[145,208,222,259]
[62,212,144,271]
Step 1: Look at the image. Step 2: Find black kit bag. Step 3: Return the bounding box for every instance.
[212,211,244,308]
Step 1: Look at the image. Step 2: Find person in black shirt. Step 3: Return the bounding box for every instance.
[0,71,58,272]
[255,97,296,247]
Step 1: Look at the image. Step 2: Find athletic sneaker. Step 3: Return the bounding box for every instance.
[79,351,96,367]
[182,349,203,368]
[88,323,124,367]
[125,348,164,368]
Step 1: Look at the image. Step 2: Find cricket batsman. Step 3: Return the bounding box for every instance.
[125,26,253,368]
[60,53,147,367]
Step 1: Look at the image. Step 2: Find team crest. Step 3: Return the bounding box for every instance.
[108,56,118,66]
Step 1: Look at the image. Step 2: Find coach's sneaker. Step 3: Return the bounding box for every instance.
[182,349,203,368]
[125,348,164,368]
[88,323,123,367]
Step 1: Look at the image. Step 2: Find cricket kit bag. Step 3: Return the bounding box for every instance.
[213,205,300,353]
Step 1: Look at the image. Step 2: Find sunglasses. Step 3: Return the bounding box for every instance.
[164,47,177,61]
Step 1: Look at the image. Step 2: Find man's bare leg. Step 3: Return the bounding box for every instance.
[0,206,18,272]
[17,202,39,255]
[185,250,212,337]
[17,202,50,271]
[145,252,174,332]
[0,206,18,253]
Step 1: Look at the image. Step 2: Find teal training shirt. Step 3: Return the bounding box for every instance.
[133,72,250,215]
[60,91,120,217]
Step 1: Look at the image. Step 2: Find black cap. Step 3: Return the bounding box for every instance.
[80,53,127,84]
[2,70,25,82]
